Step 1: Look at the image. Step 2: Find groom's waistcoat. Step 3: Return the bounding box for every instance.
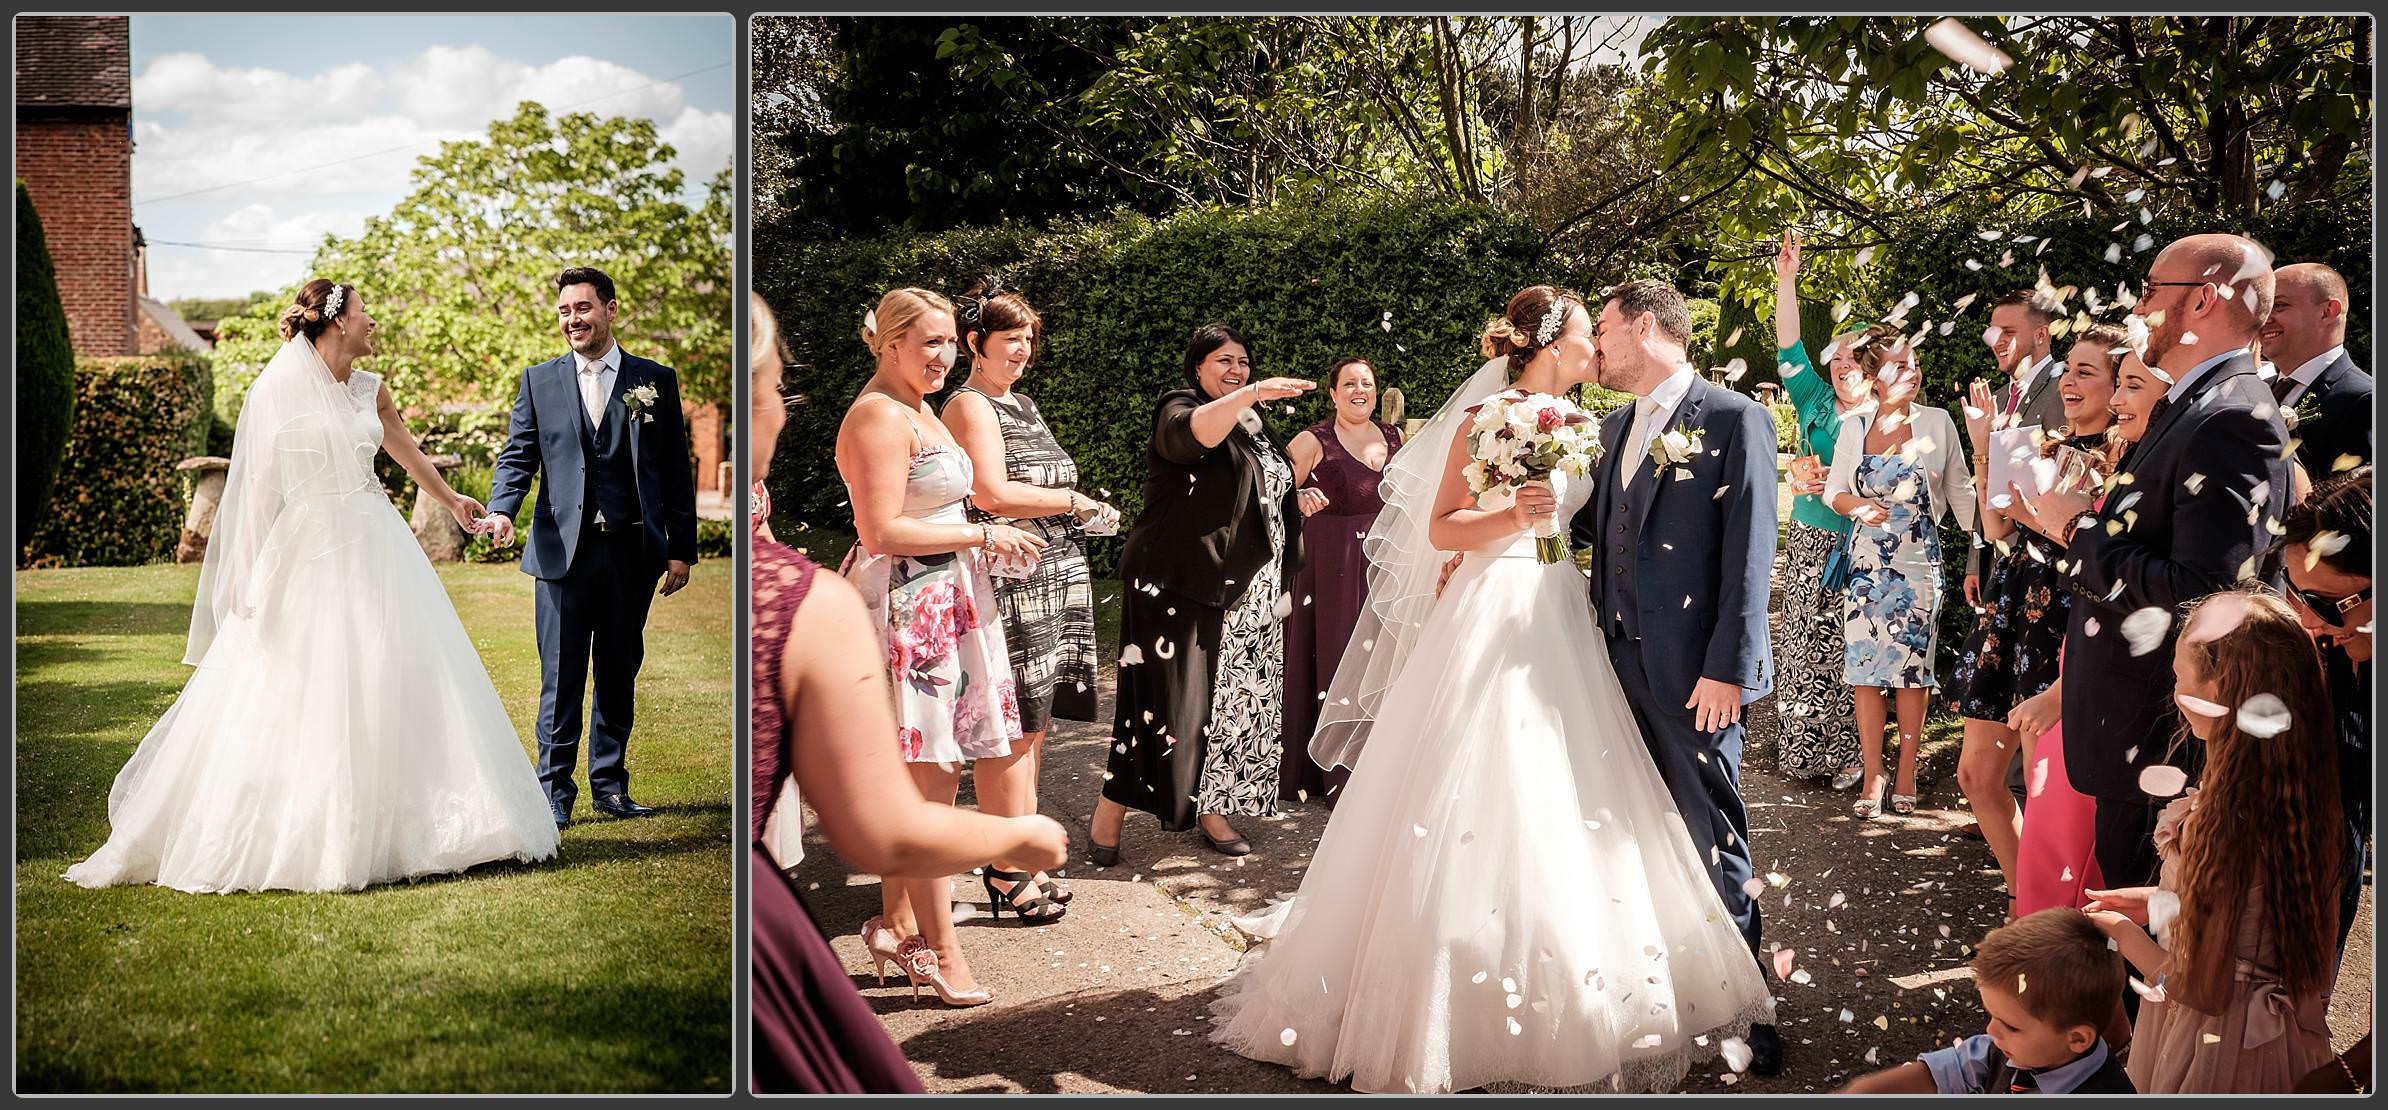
[1596,473,1644,639]
[583,397,642,528]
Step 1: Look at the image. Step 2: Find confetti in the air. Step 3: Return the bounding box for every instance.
[2120,607,2172,656]
[2138,764,2189,797]
[2235,693,2293,738]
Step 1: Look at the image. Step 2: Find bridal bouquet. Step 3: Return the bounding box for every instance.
[1464,390,1603,563]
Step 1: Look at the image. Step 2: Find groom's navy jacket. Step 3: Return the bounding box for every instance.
[1573,374,1778,706]
[489,350,700,580]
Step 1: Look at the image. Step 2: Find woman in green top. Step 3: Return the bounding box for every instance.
[1771,229,1878,788]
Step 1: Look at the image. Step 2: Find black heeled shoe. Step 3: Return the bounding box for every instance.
[1038,873,1073,904]
[1201,829,1253,857]
[982,867,1066,925]
[1088,839,1120,868]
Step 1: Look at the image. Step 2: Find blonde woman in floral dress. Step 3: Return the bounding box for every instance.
[835,287,1045,1006]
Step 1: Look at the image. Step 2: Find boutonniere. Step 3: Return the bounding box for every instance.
[622,382,660,424]
[1650,426,1706,478]
[2286,392,2323,433]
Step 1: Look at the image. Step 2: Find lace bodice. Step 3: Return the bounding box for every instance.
[337,369,384,462]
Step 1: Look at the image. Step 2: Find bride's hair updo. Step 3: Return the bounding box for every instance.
[279,278,353,341]
[1481,285,1582,378]
[859,287,955,361]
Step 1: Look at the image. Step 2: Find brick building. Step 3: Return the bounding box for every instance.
[16,16,138,358]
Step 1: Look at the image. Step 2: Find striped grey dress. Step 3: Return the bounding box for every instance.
[954,386,1099,733]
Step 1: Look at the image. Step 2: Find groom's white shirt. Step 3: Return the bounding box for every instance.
[1615,363,1698,490]
[576,341,623,525]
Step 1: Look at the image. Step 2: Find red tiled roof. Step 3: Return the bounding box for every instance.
[15,16,131,110]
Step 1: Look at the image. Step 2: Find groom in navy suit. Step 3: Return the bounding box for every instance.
[487,267,699,829]
[1573,279,1784,1074]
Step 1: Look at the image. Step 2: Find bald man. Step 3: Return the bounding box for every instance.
[2262,262,2373,478]
[2044,233,2294,890]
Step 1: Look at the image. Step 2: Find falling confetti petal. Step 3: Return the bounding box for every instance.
[2149,889,2182,937]
[2176,692,2229,719]
[2138,764,2189,797]
[2121,607,2172,656]
[2235,693,2293,738]
[1773,948,1797,980]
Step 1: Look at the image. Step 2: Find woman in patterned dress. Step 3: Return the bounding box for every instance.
[1279,356,1402,809]
[748,292,1067,1087]
[941,279,1119,922]
[1826,326,1974,819]
[1768,229,1876,790]
[1089,324,1312,862]
[1946,323,2124,915]
[834,287,1046,1004]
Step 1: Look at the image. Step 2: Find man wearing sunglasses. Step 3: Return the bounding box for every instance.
[2280,466,2372,958]
[2040,233,2296,893]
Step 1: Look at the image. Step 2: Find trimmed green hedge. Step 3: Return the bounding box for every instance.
[26,354,214,567]
[16,181,76,552]
[758,197,1556,569]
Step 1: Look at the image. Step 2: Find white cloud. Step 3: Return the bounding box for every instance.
[130,47,726,204]
[146,204,367,303]
[131,45,728,300]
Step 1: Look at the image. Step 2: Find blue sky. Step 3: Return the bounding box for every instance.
[128,14,733,301]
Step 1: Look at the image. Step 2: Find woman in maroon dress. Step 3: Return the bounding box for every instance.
[1280,357,1403,808]
[748,294,1067,1091]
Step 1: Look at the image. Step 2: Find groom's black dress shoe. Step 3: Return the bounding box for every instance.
[593,793,658,819]
[1747,1022,1783,1076]
[551,800,573,830]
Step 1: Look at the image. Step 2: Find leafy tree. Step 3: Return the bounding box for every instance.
[1638,16,2372,305]
[767,17,1168,237]
[211,103,731,463]
[750,15,839,227]
[16,180,76,547]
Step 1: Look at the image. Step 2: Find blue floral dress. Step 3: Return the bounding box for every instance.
[1843,451,1942,688]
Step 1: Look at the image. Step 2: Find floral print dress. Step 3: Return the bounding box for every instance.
[1197,423,1296,818]
[1843,451,1943,688]
[840,431,1022,764]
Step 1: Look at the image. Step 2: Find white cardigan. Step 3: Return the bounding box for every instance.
[1825,404,1978,532]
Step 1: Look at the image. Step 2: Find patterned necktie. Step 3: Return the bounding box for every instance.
[2272,373,2300,404]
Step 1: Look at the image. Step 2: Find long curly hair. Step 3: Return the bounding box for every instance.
[2161,588,2342,1016]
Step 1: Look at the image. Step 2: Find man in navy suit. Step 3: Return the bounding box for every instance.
[486,267,699,829]
[2262,262,2372,479]
[1573,279,1783,1074]
[2031,234,2292,891]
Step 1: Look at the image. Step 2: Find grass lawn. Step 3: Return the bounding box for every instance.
[14,563,734,1093]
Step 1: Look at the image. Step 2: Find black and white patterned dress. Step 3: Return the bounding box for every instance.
[1197,422,1293,818]
[955,386,1097,733]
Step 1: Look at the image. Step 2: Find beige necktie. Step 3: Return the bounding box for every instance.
[580,362,607,428]
[1617,398,1660,491]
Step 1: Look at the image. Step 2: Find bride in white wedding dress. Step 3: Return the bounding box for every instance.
[1209,287,1773,1093]
[64,280,560,894]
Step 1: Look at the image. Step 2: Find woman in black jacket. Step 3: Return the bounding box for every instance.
[1089,324,1314,861]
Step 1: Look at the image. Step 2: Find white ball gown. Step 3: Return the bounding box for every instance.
[63,336,560,894]
[1208,403,1773,1094]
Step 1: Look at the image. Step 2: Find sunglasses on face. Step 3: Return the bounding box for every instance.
[2292,581,2373,626]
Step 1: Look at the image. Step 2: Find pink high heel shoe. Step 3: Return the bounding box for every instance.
[859,915,903,986]
[896,936,993,1007]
